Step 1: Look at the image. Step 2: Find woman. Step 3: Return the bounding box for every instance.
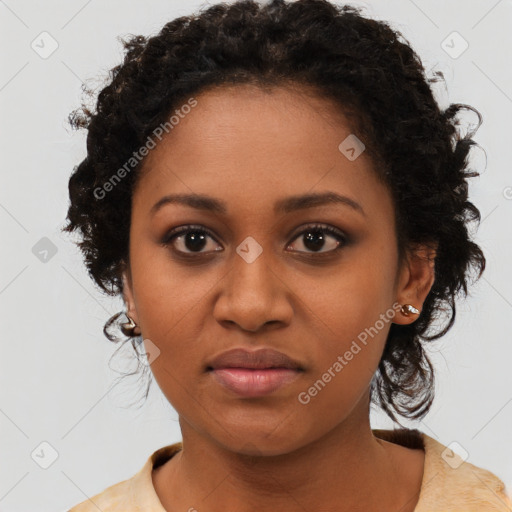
[63,0,511,510]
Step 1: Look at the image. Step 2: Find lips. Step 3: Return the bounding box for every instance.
[206,347,304,397]
[206,347,303,371]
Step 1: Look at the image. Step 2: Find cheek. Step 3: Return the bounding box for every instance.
[301,248,394,348]
[296,265,394,418]
[297,315,388,430]
[131,245,216,340]
[129,252,218,393]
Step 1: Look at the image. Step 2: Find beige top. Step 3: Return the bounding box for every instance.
[68,428,512,511]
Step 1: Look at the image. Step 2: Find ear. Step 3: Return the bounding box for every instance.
[393,242,437,325]
[121,261,141,328]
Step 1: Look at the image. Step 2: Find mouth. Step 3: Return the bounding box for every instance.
[206,347,304,397]
[208,368,303,397]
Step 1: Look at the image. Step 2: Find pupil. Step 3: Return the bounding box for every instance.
[304,230,325,252]
[185,232,207,251]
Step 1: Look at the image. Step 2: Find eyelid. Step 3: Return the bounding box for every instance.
[288,223,346,241]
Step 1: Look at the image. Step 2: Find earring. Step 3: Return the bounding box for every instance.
[121,313,141,336]
[400,304,420,316]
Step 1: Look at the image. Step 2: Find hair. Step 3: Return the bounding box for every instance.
[62,0,486,425]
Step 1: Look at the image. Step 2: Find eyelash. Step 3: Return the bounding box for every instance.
[160,223,349,259]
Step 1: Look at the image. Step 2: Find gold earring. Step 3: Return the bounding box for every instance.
[121,313,141,336]
[400,304,420,316]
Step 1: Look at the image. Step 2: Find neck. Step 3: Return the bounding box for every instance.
[153,399,421,512]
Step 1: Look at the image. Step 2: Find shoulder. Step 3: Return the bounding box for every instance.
[417,432,512,511]
[67,442,183,512]
[67,478,132,512]
[373,428,512,511]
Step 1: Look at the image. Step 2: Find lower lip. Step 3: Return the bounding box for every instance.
[210,368,301,397]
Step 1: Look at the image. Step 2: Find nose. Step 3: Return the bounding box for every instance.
[213,248,293,333]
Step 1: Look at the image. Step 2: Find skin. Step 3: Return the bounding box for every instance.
[121,83,436,512]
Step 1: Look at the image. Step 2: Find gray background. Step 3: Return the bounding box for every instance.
[1,0,511,510]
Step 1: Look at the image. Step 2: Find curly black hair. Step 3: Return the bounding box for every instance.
[62,0,486,425]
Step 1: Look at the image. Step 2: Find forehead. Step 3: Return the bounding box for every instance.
[132,84,392,221]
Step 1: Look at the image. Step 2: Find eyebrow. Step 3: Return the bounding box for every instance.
[150,191,366,217]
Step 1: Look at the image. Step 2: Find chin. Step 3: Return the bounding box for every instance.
[211,421,310,457]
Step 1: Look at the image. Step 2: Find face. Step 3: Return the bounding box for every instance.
[122,84,434,456]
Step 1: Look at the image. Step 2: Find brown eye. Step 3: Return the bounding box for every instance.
[287,224,348,254]
[161,225,223,255]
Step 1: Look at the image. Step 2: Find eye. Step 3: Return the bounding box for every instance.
[161,223,349,258]
[286,224,347,254]
[161,225,222,256]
